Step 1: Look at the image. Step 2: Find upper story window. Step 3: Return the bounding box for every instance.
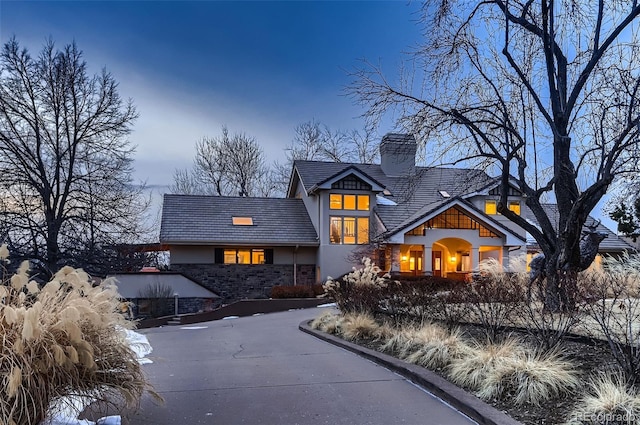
[484,200,521,215]
[331,175,372,191]
[508,201,521,215]
[407,206,499,238]
[485,200,497,215]
[330,216,369,245]
[330,194,369,211]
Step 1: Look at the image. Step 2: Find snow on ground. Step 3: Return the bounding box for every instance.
[317,302,336,308]
[180,326,208,330]
[222,315,239,320]
[42,329,152,425]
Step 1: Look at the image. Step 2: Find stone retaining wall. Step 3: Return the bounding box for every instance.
[170,264,316,302]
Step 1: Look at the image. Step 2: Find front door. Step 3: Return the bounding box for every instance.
[409,250,423,275]
[432,251,442,277]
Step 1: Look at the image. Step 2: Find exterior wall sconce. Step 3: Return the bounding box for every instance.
[401,255,408,262]
[450,256,457,263]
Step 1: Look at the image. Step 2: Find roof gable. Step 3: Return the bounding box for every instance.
[385,197,526,246]
[310,165,386,193]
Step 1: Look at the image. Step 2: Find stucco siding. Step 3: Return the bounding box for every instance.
[171,246,216,264]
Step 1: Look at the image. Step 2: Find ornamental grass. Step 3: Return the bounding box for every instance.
[0,250,157,425]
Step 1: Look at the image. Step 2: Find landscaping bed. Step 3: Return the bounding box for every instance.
[315,256,640,425]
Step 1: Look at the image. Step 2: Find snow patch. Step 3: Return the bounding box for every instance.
[222,316,239,320]
[317,302,336,308]
[124,329,153,364]
[180,326,208,330]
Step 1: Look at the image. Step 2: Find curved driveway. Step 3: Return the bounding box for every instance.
[129,308,476,425]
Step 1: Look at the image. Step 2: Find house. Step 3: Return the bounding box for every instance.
[109,272,220,318]
[160,133,634,301]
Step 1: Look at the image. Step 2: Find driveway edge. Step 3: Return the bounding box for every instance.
[299,320,523,425]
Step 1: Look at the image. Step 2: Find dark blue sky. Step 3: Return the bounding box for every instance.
[1,1,422,186]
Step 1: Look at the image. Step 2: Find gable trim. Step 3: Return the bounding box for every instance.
[386,197,526,245]
[308,165,386,194]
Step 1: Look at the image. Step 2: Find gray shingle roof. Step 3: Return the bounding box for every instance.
[293,160,495,232]
[526,204,635,252]
[160,195,318,246]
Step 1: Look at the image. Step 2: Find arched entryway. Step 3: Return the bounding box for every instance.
[432,238,472,278]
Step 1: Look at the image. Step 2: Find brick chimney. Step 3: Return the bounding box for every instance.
[379,133,417,176]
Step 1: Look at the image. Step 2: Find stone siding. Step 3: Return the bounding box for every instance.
[170,264,316,302]
[130,297,220,319]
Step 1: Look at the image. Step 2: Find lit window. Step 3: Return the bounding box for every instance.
[224,249,237,264]
[330,217,342,244]
[330,217,369,245]
[344,217,356,244]
[330,194,342,209]
[223,248,268,264]
[508,201,521,215]
[330,194,370,211]
[357,195,370,211]
[232,217,253,225]
[237,249,251,264]
[343,195,356,210]
[485,200,497,215]
[252,249,265,264]
[357,217,369,244]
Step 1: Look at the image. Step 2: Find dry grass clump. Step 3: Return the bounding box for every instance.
[341,312,384,341]
[566,373,640,425]
[310,310,339,331]
[448,338,525,391]
[476,347,580,406]
[381,322,448,359]
[403,328,471,369]
[0,256,156,425]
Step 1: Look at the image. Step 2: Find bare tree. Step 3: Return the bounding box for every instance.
[350,1,640,310]
[272,120,380,195]
[0,38,148,277]
[172,126,267,197]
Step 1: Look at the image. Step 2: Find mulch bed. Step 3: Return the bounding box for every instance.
[354,322,619,425]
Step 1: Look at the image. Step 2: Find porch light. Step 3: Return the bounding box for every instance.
[401,255,408,262]
[450,256,457,263]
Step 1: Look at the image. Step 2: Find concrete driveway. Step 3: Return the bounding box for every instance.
[128,308,476,425]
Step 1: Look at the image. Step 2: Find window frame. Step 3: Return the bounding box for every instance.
[329,216,369,245]
[329,194,370,211]
[220,248,269,264]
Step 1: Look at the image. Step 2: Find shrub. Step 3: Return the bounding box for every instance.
[323,257,391,314]
[466,258,526,343]
[578,253,640,383]
[137,282,174,318]
[0,255,156,424]
[270,285,314,299]
[566,372,640,425]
